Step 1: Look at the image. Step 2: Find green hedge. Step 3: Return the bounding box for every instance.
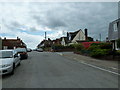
[52,43,84,51]
[52,44,75,50]
[88,42,112,57]
[71,43,84,51]
[117,38,120,48]
[90,49,111,57]
[91,43,112,49]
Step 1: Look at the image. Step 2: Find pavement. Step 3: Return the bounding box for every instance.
[57,52,119,74]
[2,51,119,88]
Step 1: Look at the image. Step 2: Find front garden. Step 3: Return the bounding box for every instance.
[52,40,120,60]
[74,42,120,60]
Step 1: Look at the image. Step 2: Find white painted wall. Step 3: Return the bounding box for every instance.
[61,38,66,46]
[72,30,85,43]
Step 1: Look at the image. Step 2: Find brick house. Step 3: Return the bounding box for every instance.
[2,37,26,50]
[52,38,62,45]
[37,38,53,48]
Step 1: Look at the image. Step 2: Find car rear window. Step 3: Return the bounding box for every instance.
[0,51,13,58]
[16,48,27,53]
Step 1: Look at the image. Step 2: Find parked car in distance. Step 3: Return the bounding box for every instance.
[27,48,32,52]
[0,50,21,75]
[33,48,37,51]
[15,48,28,60]
[36,48,43,52]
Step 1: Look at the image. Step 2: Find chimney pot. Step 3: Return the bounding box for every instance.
[84,28,88,40]
[4,37,6,40]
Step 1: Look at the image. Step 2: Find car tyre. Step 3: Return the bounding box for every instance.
[10,64,15,75]
[18,62,21,66]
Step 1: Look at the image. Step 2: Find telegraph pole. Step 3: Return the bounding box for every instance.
[44,32,47,51]
[99,33,101,42]
[45,32,46,40]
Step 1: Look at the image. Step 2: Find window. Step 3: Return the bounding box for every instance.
[113,22,118,32]
[69,34,71,40]
[3,46,8,49]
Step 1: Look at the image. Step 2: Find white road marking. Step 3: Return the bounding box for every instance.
[110,67,117,70]
[57,52,120,76]
[56,53,63,56]
[79,61,120,76]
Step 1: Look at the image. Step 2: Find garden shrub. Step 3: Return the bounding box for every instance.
[90,43,112,50]
[99,43,112,49]
[52,44,76,51]
[117,38,120,48]
[88,42,112,57]
[88,45,100,51]
[71,43,84,51]
[90,49,110,57]
[91,43,101,46]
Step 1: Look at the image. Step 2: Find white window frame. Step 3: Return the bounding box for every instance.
[113,23,118,32]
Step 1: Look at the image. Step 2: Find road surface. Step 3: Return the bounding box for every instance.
[2,51,118,88]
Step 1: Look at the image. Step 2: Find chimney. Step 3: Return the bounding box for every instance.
[84,28,88,41]
[4,37,6,40]
[17,37,20,40]
[67,32,69,40]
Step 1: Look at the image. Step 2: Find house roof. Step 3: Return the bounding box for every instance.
[2,38,26,47]
[67,29,85,41]
[69,30,80,40]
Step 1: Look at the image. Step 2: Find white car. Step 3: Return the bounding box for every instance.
[0,50,21,75]
[37,48,43,52]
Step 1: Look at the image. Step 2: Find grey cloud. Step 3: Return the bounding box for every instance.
[29,27,38,32]
[11,21,22,28]
[1,2,118,41]
[32,13,67,29]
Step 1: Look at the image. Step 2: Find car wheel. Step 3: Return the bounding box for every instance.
[18,62,21,66]
[10,64,15,75]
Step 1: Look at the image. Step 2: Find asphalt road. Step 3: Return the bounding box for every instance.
[2,51,118,88]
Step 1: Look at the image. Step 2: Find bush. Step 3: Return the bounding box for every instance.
[88,42,112,57]
[90,42,112,50]
[90,49,110,57]
[53,45,65,50]
[117,38,120,48]
[71,43,84,51]
[68,44,75,49]
[91,43,101,46]
[52,44,75,51]
[99,43,112,49]
[116,50,120,55]
[88,45,100,51]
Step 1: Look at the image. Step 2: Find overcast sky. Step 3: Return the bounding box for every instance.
[0,2,118,48]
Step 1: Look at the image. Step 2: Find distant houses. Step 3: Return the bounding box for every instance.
[108,18,120,50]
[0,37,27,50]
[37,38,52,48]
[37,28,93,49]
[61,37,68,46]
